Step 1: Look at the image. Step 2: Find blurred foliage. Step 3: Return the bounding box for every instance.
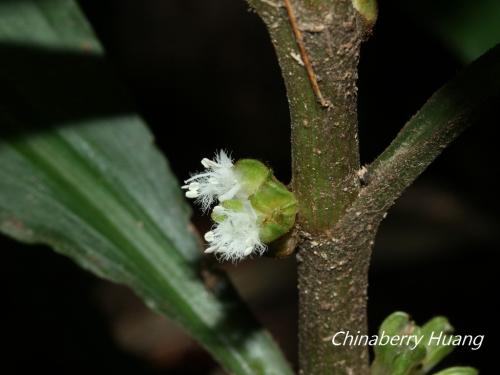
[372,312,477,375]
[396,0,500,63]
[0,1,292,374]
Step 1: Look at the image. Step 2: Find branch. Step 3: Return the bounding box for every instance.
[247,1,377,374]
[247,0,371,231]
[352,43,500,219]
[245,3,497,375]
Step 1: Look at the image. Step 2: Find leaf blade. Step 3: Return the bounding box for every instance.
[0,1,292,374]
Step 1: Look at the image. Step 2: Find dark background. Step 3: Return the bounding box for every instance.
[2,0,498,373]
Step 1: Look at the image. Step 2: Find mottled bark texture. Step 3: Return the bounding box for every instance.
[246,0,372,373]
[247,0,500,373]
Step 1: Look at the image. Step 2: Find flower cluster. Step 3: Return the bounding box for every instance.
[183,151,266,261]
[183,150,298,262]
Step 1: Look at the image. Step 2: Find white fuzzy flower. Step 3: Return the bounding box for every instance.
[183,150,297,262]
[182,150,241,211]
[203,203,266,262]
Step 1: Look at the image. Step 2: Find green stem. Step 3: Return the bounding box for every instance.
[322,43,500,375]
[248,0,374,373]
[357,43,500,218]
[248,0,370,230]
[249,4,500,375]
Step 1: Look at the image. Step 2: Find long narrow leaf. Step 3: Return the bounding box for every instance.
[0,1,292,374]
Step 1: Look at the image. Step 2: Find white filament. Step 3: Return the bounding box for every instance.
[182,150,240,211]
[182,150,266,261]
[204,203,266,262]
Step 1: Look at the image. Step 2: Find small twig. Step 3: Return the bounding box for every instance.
[283,0,329,107]
[355,44,500,218]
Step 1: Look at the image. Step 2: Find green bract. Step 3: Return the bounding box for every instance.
[232,159,298,244]
[371,312,479,375]
[185,151,298,260]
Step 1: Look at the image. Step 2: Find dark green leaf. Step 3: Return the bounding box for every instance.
[0,1,292,373]
[397,0,500,63]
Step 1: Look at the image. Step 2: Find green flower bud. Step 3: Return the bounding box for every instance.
[420,316,455,372]
[186,151,297,261]
[219,158,298,244]
[372,312,477,375]
[372,312,426,375]
[251,175,298,243]
[233,159,271,196]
